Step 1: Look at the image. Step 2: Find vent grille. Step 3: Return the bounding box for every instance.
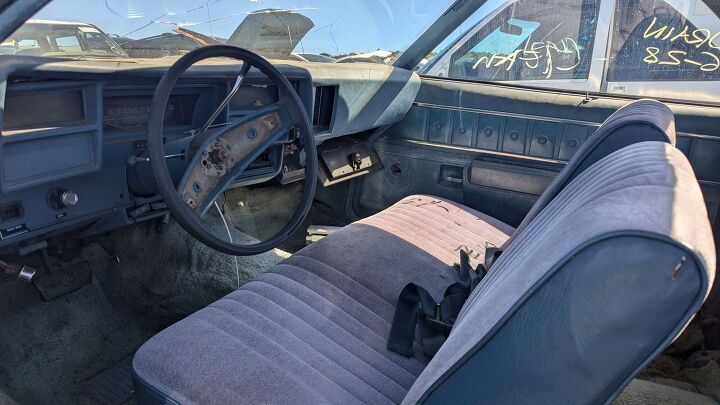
[312,86,336,132]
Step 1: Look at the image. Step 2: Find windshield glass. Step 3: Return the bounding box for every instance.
[5,0,455,63]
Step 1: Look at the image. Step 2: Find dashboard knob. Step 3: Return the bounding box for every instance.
[61,191,79,207]
[48,188,78,210]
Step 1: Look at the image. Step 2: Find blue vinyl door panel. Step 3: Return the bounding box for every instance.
[355,77,720,234]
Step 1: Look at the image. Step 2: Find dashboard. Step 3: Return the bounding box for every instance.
[0,57,420,251]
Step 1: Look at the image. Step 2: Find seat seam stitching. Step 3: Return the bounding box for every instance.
[363,215,472,264]
[382,205,505,246]
[262,269,393,332]
[369,208,475,249]
[206,305,403,401]
[218,290,415,393]
[234,283,424,384]
[238,284,425,382]
[381,202,496,240]
[290,253,397,307]
[192,316,351,404]
[269,262,394,326]
[260,271,427,374]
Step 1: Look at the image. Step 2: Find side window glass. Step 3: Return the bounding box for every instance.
[12,38,46,56]
[56,35,81,53]
[422,0,600,82]
[17,39,40,50]
[608,0,720,81]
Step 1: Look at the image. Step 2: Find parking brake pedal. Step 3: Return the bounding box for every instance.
[306,225,341,245]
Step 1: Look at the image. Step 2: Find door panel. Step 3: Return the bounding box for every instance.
[528,121,559,158]
[355,77,720,240]
[465,160,557,225]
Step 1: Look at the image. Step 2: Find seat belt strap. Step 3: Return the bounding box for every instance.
[386,283,425,357]
[387,250,488,358]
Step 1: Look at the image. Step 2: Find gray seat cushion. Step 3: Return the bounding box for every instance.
[132,196,513,404]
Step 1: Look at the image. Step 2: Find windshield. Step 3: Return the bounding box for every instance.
[5,0,455,63]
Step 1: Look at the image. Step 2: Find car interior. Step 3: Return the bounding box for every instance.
[0,0,718,404]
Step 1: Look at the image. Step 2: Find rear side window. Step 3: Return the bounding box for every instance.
[17,39,41,50]
[608,0,720,81]
[427,0,600,82]
[55,35,81,53]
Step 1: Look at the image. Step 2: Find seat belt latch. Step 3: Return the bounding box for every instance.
[424,304,454,333]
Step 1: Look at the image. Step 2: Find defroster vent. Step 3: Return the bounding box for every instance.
[312,86,336,132]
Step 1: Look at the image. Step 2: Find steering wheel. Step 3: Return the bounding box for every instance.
[147,45,317,255]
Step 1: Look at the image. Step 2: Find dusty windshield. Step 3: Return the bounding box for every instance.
[5,0,454,63]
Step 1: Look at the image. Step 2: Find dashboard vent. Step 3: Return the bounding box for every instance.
[312,86,336,132]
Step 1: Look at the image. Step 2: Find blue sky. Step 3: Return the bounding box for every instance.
[34,0,460,55]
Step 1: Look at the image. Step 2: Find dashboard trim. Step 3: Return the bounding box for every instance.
[0,81,103,192]
[0,56,419,249]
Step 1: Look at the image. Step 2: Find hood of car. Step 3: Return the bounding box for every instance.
[225,8,314,59]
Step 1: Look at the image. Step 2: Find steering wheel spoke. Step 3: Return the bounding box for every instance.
[193,62,252,137]
[179,107,292,215]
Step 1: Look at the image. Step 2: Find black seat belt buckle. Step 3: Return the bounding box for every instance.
[426,317,453,333]
[424,304,454,334]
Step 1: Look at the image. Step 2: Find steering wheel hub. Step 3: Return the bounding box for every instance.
[209,148,229,165]
[202,138,235,177]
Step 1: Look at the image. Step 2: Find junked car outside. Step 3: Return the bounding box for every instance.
[0,19,127,58]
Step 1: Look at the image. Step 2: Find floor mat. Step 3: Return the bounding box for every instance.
[81,357,133,405]
[0,217,288,404]
[0,274,156,404]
